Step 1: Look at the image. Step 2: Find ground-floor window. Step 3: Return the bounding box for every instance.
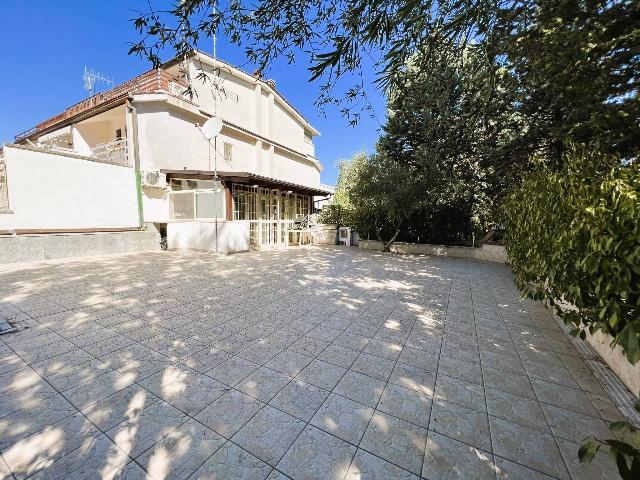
[168,178,224,220]
[0,159,9,211]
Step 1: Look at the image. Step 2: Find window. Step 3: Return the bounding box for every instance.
[0,159,9,211]
[115,128,122,139]
[232,184,256,220]
[231,184,311,222]
[224,142,232,162]
[168,178,224,220]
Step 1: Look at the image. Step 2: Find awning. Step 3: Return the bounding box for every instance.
[160,169,333,196]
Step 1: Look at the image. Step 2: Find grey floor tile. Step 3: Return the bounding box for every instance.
[82,385,160,432]
[434,374,486,412]
[317,344,360,369]
[333,371,386,408]
[346,449,419,479]
[522,359,580,389]
[388,362,436,397]
[310,393,374,445]
[265,350,314,377]
[429,399,492,452]
[189,441,272,480]
[350,353,395,382]
[494,457,557,479]
[0,249,626,480]
[2,412,102,479]
[269,379,329,422]
[0,393,77,451]
[556,437,619,480]
[480,351,526,375]
[360,411,427,475]
[208,357,261,387]
[138,364,229,415]
[437,356,483,385]
[106,400,189,458]
[196,389,264,438]
[397,347,439,372]
[530,379,599,417]
[362,339,403,361]
[28,434,132,480]
[40,359,112,391]
[489,416,570,479]
[232,405,306,465]
[137,419,225,480]
[569,370,608,397]
[333,332,371,352]
[62,370,136,410]
[288,337,329,358]
[238,343,282,365]
[422,431,497,480]
[486,387,549,432]
[277,425,356,480]
[482,366,536,399]
[236,367,292,402]
[377,383,432,428]
[541,403,614,444]
[296,359,347,390]
[586,391,625,422]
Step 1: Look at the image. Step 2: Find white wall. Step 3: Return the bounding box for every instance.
[135,102,321,188]
[0,146,139,231]
[167,221,250,253]
[141,187,169,223]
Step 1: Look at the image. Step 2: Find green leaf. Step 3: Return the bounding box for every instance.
[578,441,598,463]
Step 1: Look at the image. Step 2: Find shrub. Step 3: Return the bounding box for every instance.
[502,145,640,363]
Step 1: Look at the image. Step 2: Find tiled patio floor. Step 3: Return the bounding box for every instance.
[0,246,620,479]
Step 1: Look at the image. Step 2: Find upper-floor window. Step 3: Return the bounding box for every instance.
[0,159,9,212]
[224,142,233,163]
[168,178,224,220]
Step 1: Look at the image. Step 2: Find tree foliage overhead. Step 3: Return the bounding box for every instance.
[131,0,639,161]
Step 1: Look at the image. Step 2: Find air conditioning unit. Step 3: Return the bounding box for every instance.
[141,170,166,189]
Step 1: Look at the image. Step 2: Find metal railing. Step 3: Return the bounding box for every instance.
[248,219,316,248]
[15,69,188,142]
[91,139,129,166]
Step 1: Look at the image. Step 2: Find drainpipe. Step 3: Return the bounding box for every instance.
[126,99,144,229]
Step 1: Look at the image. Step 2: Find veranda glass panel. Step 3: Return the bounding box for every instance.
[196,191,224,219]
[169,192,194,219]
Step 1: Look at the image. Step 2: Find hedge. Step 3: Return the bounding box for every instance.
[502,146,640,363]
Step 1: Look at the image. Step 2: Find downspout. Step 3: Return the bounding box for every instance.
[126,99,144,229]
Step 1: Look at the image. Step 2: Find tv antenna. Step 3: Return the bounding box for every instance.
[83,66,114,95]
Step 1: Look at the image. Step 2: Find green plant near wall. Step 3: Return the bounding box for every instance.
[503,145,640,363]
[579,403,640,479]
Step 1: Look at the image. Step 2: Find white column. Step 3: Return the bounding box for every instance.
[254,83,262,134]
[267,92,275,139]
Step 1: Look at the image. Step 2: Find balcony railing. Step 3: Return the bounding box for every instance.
[91,139,129,166]
[15,69,188,142]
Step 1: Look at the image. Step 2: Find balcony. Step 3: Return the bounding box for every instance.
[91,138,128,166]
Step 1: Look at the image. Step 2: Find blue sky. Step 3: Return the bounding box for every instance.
[0,1,386,185]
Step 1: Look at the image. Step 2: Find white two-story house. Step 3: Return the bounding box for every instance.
[4,51,331,252]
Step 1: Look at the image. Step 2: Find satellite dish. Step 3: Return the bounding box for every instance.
[201,116,222,140]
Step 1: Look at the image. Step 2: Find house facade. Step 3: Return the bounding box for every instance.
[2,51,331,252]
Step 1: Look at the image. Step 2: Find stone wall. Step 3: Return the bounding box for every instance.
[312,225,337,245]
[358,240,385,251]
[357,240,507,263]
[0,230,160,264]
[586,330,640,399]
